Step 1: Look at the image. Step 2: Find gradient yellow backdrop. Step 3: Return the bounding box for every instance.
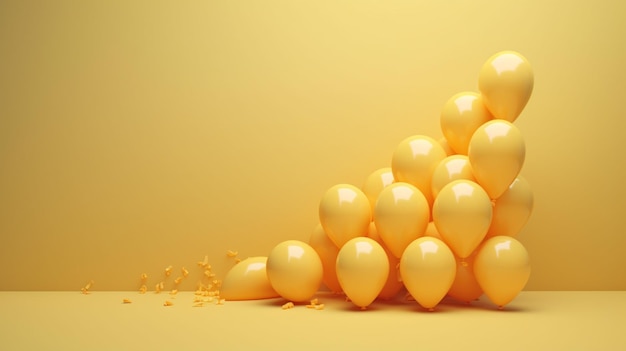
[1,1,624,291]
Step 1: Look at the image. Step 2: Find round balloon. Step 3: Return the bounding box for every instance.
[433,180,493,258]
[221,257,280,300]
[400,237,456,310]
[374,182,430,258]
[468,120,525,200]
[478,51,534,122]
[474,236,531,308]
[440,92,493,155]
[309,224,342,293]
[367,222,404,300]
[336,237,389,309]
[438,137,456,156]
[361,168,395,218]
[486,176,534,239]
[391,135,447,205]
[319,184,371,248]
[431,155,476,200]
[266,240,323,302]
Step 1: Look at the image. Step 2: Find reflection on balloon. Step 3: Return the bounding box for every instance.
[362,168,395,217]
[391,135,447,205]
[367,222,404,300]
[487,176,534,239]
[468,120,525,200]
[336,237,389,309]
[221,257,280,301]
[440,92,492,155]
[266,240,323,302]
[319,184,371,248]
[474,236,531,308]
[433,180,492,258]
[478,50,534,122]
[374,182,430,258]
[309,224,342,293]
[431,155,476,200]
[400,237,456,310]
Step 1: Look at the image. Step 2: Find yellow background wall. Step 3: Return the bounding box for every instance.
[1,1,624,291]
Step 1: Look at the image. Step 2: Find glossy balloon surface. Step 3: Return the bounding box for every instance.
[487,176,534,238]
[221,257,280,300]
[309,223,342,293]
[447,253,483,303]
[440,92,492,155]
[367,222,403,300]
[266,240,323,302]
[319,184,371,248]
[431,155,476,200]
[362,168,395,217]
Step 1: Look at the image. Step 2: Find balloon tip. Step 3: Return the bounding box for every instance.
[428,307,435,312]
[360,306,367,311]
[497,305,505,310]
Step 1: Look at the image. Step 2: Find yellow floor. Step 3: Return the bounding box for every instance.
[0,291,623,350]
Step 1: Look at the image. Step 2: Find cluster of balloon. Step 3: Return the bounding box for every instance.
[223,51,535,311]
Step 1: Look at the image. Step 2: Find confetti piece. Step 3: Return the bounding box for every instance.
[140,273,148,282]
[234,258,242,263]
[306,304,316,309]
[314,304,325,310]
[227,250,238,257]
[139,285,147,294]
[174,276,183,285]
[182,267,189,278]
[163,301,173,307]
[155,282,163,294]
[216,299,225,305]
[281,302,294,310]
[122,299,132,304]
[204,270,215,279]
[197,255,209,268]
[170,289,178,296]
[310,298,319,305]
[81,280,94,294]
[165,266,172,277]
[193,302,204,307]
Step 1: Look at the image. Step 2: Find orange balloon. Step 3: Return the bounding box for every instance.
[478,51,534,122]
[440,92,493,155]
[431,155,476,200]
[433,180,493,258]
[367,222,403,300]
[309,224,342,293]
[374,182,430,258]
[486,176,534,239]
[319,184,371,248]
[474,236,531,308]
[361,168,395,218]
[447,253,483,303]
[468,120,525,200]
[391,135,447,205]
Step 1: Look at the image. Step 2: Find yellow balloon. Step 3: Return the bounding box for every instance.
[433,180,492,258]
[361,168,395,218]
[431,155,476,200]
[367,222,403,300]
[447,253,483,303]
[374,182,430,258]
[336,237,389,309]
[478,51,534,122]
[474,236,531,308]
[438,137,456,156]
[423,221,443,241]
[266,240,323,302]
[440,92,493,155]
[319,184,371,248]
[221,257,280,300]
[309,223,342,293]
[487,176,534,239]
[391,135,447,205]
[400,237,456,310]
[468,120,525,199]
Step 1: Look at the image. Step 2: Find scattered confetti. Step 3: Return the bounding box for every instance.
[140,273,148,282]
[80,280,94,295]
[281,302,295,310]
[226,250,238,257]
[181,267,189,278]
[165,265,172,277]
[139,285,147,294]
[163,301,173,307]
[122,299,132,304]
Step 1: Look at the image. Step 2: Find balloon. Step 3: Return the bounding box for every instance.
[440,92,493,155]
[438,137,456,156]
[468,120,525,199]
[391,135,447,205]
[367,222,404,300]
[266,240,323,302]
[447,252,483,303]
[433,180,492,258]
[221,257,280,300]
[319,184,371,248]
[361,168,395,218]
[474,236,531,308]
[336,237,389,309]
[308,223,342,293]
[486,176,534,239]
[431,155,476,200]
[478,51,534,122]
[374,182,430,258]
[400,237,456,310]
[423,221,443,241]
